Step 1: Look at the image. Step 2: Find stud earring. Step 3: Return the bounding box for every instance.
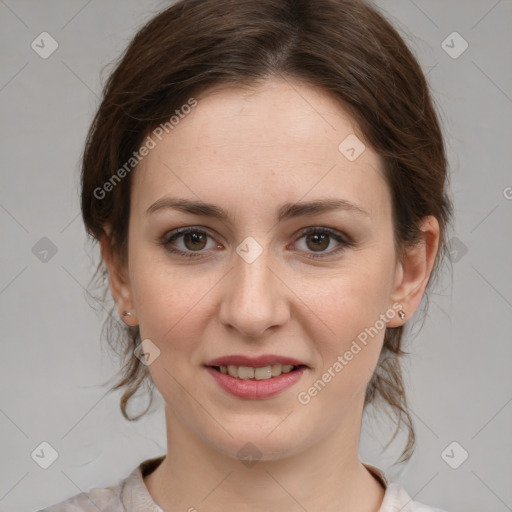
[121,310,139,327]
[398,310,406,320]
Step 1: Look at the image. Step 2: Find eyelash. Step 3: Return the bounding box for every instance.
[161,226,354,260]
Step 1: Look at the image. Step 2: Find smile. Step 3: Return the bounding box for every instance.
[213,364,298,380]
[204,356,308,399]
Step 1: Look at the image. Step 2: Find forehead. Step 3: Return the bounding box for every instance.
[132,78,391,222]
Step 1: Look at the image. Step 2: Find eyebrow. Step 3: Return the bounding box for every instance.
[145,197,369,222]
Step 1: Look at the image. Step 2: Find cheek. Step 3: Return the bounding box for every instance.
[129,261,217,412]
[132,261,214,351]
[297,246,396,387]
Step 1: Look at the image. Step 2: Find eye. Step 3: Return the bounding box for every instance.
[162,227,220,258]
[292,227,353,259]
[161,226,354,260]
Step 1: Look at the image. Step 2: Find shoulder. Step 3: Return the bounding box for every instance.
[34,456,165,512]
[362,462,448,512]
[35,476,126,512]
[382,482,449,512]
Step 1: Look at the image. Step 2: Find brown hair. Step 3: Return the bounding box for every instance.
[82,0,452,464]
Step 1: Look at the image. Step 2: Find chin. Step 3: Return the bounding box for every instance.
[201,416,316,463]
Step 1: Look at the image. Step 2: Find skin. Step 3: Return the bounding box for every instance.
[101,77,440,512]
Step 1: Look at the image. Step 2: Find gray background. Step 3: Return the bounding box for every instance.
[1,1,511,511]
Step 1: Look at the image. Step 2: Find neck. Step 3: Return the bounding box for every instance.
[144,402,385,512]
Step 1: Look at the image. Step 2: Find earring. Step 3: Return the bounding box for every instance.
[398,310,406,320]
[121,310,138,327]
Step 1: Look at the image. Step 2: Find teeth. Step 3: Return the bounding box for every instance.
[238,366,255,380]
[254,366,272,380]
[218,364,297,380]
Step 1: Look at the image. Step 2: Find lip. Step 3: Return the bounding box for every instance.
[205,366,307,399]
[205,354,308,367]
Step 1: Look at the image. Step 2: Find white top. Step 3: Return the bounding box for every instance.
[36,455,448,512]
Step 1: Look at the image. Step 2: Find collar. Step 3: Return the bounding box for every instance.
[121,455,166,512]
[120,455,416,512]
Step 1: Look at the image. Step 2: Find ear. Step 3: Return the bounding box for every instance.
[100,228,138,326]
[387,216,440,327]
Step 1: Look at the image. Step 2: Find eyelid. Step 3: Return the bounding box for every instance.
[294,226,352,244]
[161,225,354,259]
[161,226,220,258]
[290,226,354,260]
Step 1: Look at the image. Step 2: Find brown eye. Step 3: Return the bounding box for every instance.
[294,227,353,260]
[182,231,207,251]
[304,232,330,252]
[163,227,219,258]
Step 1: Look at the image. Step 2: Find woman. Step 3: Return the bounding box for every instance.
[38,0,452,510]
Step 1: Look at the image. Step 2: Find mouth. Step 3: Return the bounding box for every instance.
[204,355,309,399]
[209,363,306,380]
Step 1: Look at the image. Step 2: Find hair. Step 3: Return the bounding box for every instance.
[81,0,452,465]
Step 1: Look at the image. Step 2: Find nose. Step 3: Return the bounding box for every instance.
[218,244,290,339]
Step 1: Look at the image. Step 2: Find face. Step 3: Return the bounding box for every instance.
[105,78,431,461]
